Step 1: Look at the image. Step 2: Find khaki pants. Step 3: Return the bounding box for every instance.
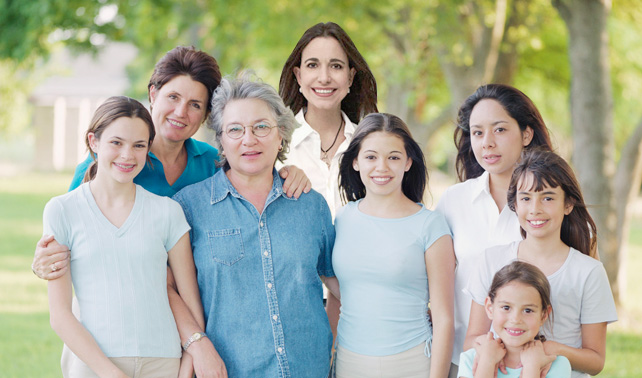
[335,342,431,378]
[68,356,180,378]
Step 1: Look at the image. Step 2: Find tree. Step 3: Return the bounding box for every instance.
[553,0,642,303]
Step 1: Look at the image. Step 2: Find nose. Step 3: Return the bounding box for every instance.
[376,158,389,171]
[174,101,188,117]
[120,146,134,159]
[529,199,542,214]
[482,131,495,148]
[318,66,331,84]
[241,126,258,145]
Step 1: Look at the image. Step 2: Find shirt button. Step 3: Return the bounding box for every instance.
[272,315,278,321]
[263,251,268,257]
[260,221,264,227]
[267,283,273,289]
[277,347,283,353]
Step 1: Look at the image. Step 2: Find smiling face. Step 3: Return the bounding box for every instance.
[469,99,533,181]
[149,75,208,145]
[485,281,549,350]
[219,98,282,181]
[293,36,355,113]
[514,173,573,242]
[88,117,150,185]
[352,131,412,200]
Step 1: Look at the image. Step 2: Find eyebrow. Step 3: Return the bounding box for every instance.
[169,91,204,105]
[497,300,540,308]
[111,136,148,143]
[518,190,558,195]
[304,57,347,65]
[470,120,508,128]
[362,149,403,154]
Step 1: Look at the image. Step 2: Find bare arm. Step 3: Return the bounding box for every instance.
[464,301,492,350]
[32,235,70,280]
[425,235,456,378]
[321,276,340,300]
[543,322,607,375]
[278,165,312,198]
[167,234,227,378]
[48,271,128,378]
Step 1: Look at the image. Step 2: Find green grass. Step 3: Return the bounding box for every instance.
[1,172,641,376]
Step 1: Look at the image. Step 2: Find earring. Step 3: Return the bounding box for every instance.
[278,144,283,151]
[299,87,302,93]
[347,88,350,94]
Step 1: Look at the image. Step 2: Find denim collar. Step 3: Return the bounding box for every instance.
[210,168,298,205]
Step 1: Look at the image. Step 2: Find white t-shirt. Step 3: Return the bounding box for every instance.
[435,172,522,364]
[464,241,618,378]
[280,109,355,217]
[42,183,190,358]
[333,200,452,356]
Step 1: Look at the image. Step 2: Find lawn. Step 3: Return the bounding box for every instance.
[1,172,641,377]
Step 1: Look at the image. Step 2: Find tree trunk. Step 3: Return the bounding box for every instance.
[553,0,620,303]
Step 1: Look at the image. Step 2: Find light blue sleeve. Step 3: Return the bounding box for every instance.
[164,197,191,252]
[423,210,453,251]
[546,355,571,377]
[457,349,475,378]
[42,198,70,248]
[68,154,94,191]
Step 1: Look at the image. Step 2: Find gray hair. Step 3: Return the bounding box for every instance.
[207,72,297,168]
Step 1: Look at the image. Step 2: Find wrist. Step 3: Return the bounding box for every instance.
[182,331,207,352]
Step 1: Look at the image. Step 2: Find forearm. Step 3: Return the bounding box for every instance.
[545,340,605,375]
[429,315,454,378]
[168,281,205,341]
[473,360,497,378]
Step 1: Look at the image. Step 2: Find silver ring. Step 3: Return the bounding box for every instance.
[51,263,58,272]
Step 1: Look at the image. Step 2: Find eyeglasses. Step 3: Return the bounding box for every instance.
[224,122,277,139]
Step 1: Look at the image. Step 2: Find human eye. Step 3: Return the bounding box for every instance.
[135,143,147,149]
[501,305,510,311]
[471,129,482,137]
[226,124,244,137]
[331,63,344,70]
[524,308,534,314]
[110,140,121,146]
[191,102,202,110]
[306,62,318,69]
[364,155,376,160]
[168,94,178,100]
[389,155,401,160]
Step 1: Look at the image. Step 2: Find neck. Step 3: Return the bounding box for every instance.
[518,237,570,274]
[359,191,419,218]
[151,136,186,164]
[225,168,274,212]
[89,174,136,204]
[488,171,512,211]
[502,344,524,369]
[304,106,343,134]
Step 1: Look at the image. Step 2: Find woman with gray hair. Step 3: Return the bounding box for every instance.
[173,73,340,377]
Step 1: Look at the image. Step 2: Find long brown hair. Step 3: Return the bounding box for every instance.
[454,84,553,181]
[507,148,598,258]
[83,96,155,182]
[279,22,378,124]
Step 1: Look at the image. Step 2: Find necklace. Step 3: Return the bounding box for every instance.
[320,118,344,167]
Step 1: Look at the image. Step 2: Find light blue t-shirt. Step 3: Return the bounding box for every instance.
[42,183,190,358]
[332,200,452,356]
[458,348,571,378]
[69,138,219,197]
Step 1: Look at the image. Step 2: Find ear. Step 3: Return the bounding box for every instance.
[87,132,99,153]
[522,126,534,147]
[541,305,552,323]
[404,157,413,172]
[293,67,302,85]
[352,157,359,172]
[564,202,574,216]
[149,85,158,105]
[349,67,356,87]
[484,297,494,320]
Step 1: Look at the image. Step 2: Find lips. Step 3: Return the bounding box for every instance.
[528,219,548,227]
[504,327,526,336]
[483,154,501,164]
[167,119,187,128]
[312,88,336,96]
[371,176,392,185]
[113,162,136,172]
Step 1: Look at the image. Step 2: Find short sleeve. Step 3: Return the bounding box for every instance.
[68,154,93,191]
[546,356,571,377]
[163,197,191,252]
[422,210,452,251]
[42,198,70,248]
[457,349,475,378]
[579,263,618,324]
[317,197,336,278]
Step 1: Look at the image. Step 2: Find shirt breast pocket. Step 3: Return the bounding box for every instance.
[207,228,245,266]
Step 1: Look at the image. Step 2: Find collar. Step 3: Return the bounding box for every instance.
[471,171,492,203]
[210,168,297,205]
[291,109,355,148]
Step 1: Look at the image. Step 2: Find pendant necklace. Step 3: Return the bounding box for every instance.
[320,118,344,167]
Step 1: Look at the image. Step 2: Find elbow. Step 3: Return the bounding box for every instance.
[585,358,605,376]
[49,312,64,335]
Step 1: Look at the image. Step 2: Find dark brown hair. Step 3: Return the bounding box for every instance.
[148,46,221,114]
[488,261,553,331]
[83,96,155,182]
[279,22,378,124]
[454,84,553,181]
[507,148,598,258]
[339,113,426,204]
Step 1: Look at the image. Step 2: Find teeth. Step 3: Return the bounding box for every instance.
[530,220,546,225]
[168,119,186,128]
[114,163,134,169]
[372,177,391,183]
[505,328,525,336]
[314,89,333,94]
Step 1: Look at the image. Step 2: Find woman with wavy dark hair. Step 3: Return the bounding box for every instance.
[435,84,553,376]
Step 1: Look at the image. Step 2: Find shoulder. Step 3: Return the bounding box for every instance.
[435,175,483,213]
[173,174,215,204]
[567,247,604,271]
[188,138,218,155]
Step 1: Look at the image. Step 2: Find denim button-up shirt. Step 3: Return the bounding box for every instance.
[173,168,335,378]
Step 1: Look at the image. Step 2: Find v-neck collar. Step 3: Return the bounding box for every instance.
[81,183,143,237]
